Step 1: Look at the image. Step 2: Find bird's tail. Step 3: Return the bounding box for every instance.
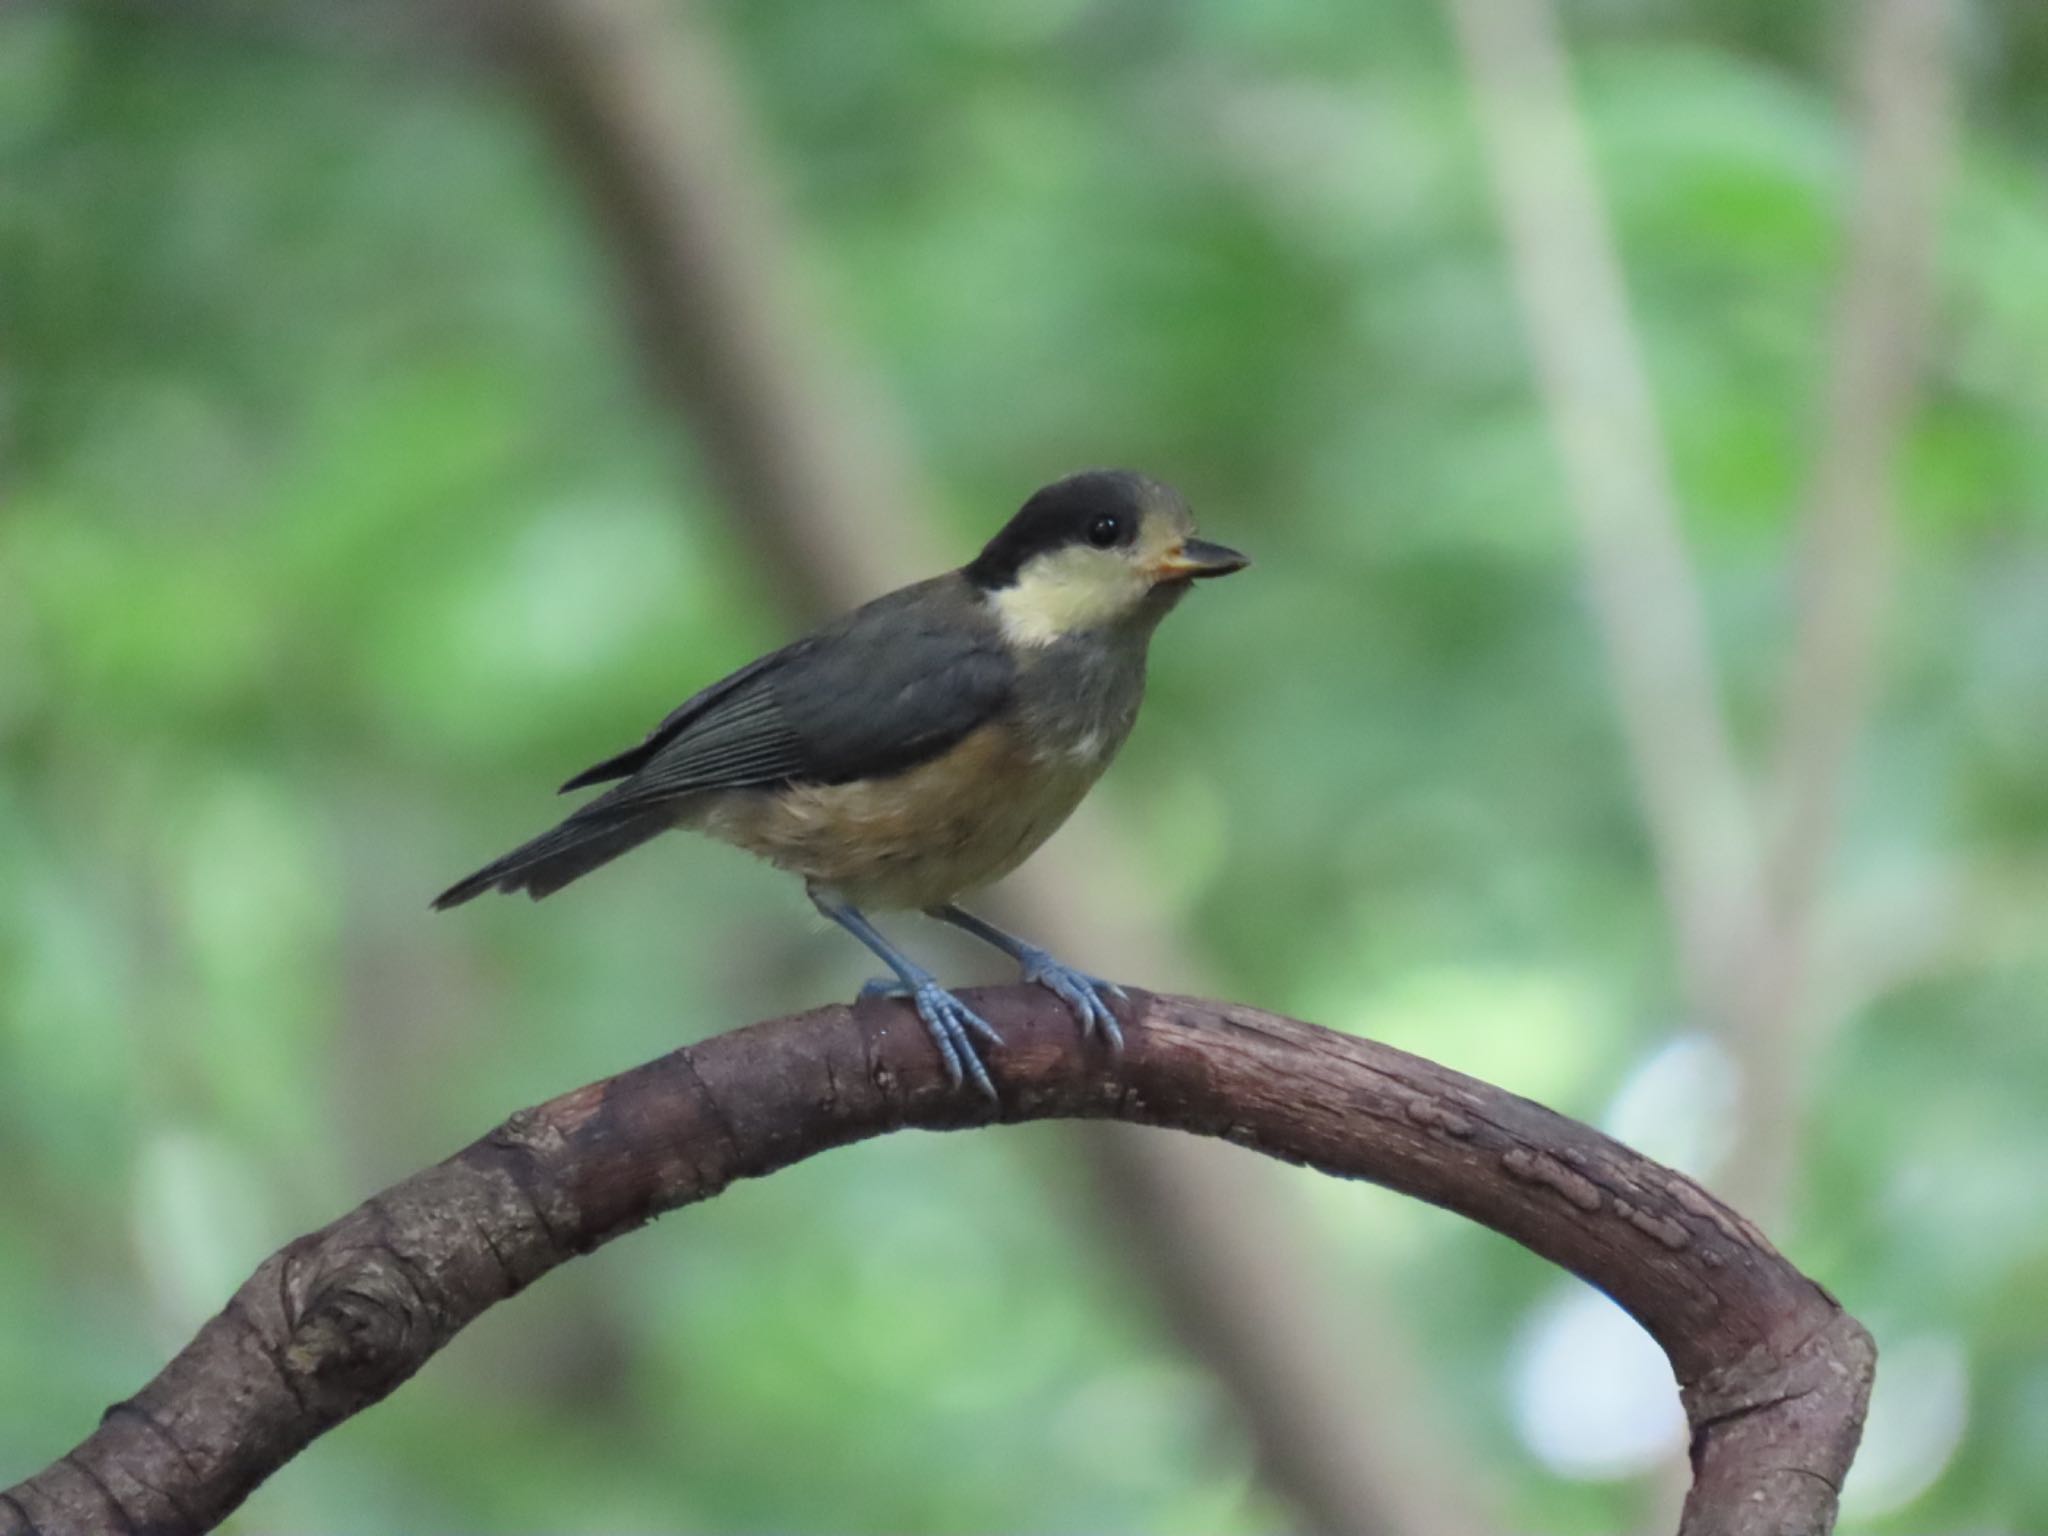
[432,798,672,909]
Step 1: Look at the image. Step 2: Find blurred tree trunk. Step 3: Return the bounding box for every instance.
[483,2,1497,1533]
[1443,0,1951,1221]
[1732,0,1953,1217]
[1447,1,1950,1521]
[1444,0,1760,1056]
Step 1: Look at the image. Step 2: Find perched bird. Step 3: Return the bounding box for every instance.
[434,470,1247,1095]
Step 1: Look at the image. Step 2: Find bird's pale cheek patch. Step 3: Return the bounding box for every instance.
[992,550,1149,647]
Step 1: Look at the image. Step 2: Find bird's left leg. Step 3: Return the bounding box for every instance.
[809,887,1003,1098]
[926,903,1125,1050]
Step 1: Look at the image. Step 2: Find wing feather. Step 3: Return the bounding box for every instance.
[568,578,1015,813]
[558,648,793,791]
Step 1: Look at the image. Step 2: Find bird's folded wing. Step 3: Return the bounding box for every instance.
[771,619,1014,786]
[573,592,1016,810]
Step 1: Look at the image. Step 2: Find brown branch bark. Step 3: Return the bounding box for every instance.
[1,990,1873,1536]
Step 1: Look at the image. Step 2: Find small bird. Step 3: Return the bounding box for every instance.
[434,470,1247,1095]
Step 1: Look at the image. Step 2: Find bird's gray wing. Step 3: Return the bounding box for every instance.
[558,647,795,791]
[433,581,1011,909]
[584,580,1016,810]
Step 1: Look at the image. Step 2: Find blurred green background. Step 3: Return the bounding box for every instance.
[2,0,2044,1531]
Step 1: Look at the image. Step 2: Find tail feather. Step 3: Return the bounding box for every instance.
[559,741,652,794]
[432,804,671,909]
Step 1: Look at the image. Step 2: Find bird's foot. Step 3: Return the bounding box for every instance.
[860,975,1003,1099]
[1017,948,1127,1051]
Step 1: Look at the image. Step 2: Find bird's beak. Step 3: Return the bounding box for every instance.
[1151,538,1250,583]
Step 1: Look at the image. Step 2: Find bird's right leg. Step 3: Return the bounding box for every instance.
[924,903,1126,1050]
[807,886,1003,1099]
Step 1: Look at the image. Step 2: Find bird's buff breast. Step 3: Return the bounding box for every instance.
[690,720,1110,910]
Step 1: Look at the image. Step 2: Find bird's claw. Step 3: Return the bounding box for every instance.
[911,980,1003,1098]
[1019,950,1126,1051]
[864,975,1002,1098]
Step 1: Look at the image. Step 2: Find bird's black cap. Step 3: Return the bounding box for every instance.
[964,470,1162,591]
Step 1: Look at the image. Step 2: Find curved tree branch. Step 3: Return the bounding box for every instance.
[3,991,1870,1536]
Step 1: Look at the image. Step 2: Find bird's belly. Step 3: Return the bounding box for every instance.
[692,721,1107,910]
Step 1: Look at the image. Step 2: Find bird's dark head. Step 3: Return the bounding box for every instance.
[964,470,1248,645]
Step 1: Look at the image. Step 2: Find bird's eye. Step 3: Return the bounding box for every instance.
[1086,514,1124,549]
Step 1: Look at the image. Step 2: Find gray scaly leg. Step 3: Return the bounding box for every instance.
[927,903,1126,1051]
[809,887,1003,1098]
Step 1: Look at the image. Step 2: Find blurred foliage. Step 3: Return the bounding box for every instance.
[2,0,2045,1531]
